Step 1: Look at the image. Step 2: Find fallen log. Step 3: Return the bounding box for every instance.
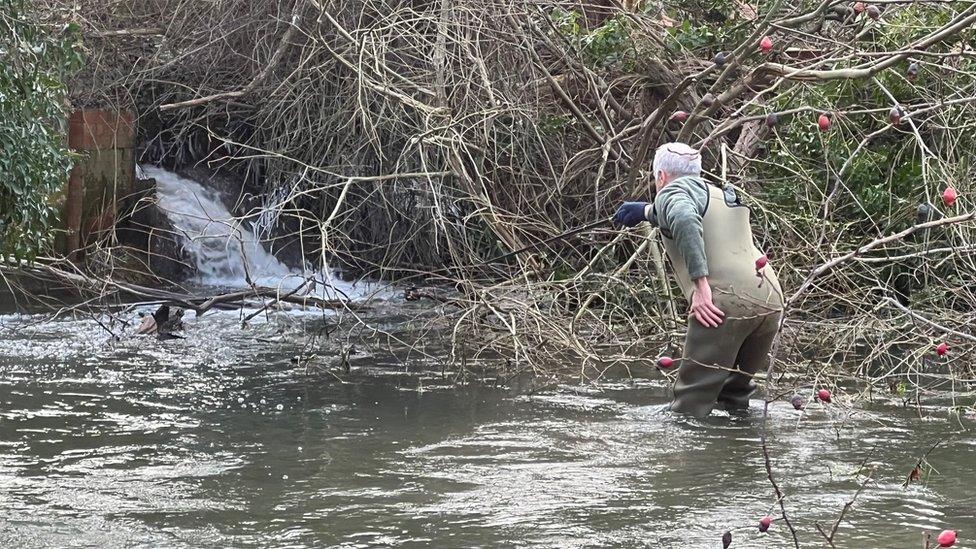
[0,257,367,315]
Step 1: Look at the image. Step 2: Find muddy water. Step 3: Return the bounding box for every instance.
[0,309,973,548]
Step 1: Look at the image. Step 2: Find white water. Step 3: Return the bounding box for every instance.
[141,165,378,300]
[253,177,294,242]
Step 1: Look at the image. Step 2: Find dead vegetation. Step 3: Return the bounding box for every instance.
[18,0,976,393]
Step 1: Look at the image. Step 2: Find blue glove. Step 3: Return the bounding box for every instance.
[613,202,650,227]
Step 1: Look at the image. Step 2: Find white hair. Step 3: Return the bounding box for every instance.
[652,142,702,180]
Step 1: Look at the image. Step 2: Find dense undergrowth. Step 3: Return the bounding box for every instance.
[7,0,976,390]
[0,0,82,258]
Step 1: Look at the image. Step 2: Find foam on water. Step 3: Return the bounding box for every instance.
[141,165,379,300]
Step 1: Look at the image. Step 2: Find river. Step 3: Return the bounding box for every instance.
[0,303,973,548]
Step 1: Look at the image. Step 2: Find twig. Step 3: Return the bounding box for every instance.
[760,423,802,549]
[817,468,874,547]
[788,211,976,305]
[884,297,976,343]
[159,10,302,111]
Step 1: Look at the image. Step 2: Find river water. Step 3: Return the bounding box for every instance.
[0,306,973,548]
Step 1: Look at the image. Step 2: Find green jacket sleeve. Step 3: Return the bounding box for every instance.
[651,178,710,280]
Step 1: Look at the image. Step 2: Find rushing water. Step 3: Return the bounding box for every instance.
[142,165,365,300]
[142,165,296,287]
[0,306,973,548]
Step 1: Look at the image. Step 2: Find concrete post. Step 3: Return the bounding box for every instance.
[65,108,136,261]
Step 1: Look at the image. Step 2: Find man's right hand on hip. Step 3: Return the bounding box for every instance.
[691,277,725,327]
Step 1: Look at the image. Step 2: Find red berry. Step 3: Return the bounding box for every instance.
[938,529,957,547]
[760,36,773,53]
[853,1,865,13]
[943,187,958,206]
[817,389,832,403]
[937,342,949,356]
[759,516,772,533]
[818,114,831,132]
[889,106,902,125]
[671,110,688,122]
[755,255,769,271]
[658,356,675,369]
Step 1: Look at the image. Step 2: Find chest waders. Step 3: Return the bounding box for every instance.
[658,180,784,417]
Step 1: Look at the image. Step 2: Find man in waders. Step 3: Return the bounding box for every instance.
[613,142,784,417]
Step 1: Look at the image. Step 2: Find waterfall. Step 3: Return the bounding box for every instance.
[141,165,358,297]
[252,177,294,242]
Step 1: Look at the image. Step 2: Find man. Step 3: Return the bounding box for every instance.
[613,142,783,417]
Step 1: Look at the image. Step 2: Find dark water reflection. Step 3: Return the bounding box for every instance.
[0,310,972,548]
